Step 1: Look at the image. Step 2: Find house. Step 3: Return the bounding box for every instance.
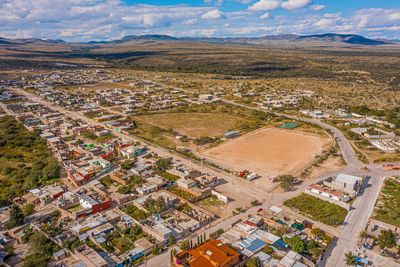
[175,165,202,179]
[278,250,306,267]
[198,94,219,103]
[73,244,108,267]
[177,178,197,189]
[194,175,218,187]
[28,184,65,206]
[53,249,69,261]
[306,183,350,203]
[134,237,154,254]
[79,194,112,214]
[323,174,364,197]
[88,157,111,169]
[173,239,240,267]
[116,248,145,267]
[120,146,147,159]
[110,169,136,185]
[136,183,158,195]
[224,130,240,139]
[120,145,137,159]
[80,195,99,209]
[333,174,363,193]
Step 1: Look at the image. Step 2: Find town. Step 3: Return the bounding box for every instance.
[0,65,400,267]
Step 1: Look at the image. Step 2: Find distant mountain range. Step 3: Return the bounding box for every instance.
[0,37,65,45]
[295,33,389,45]
[0,33,397,46]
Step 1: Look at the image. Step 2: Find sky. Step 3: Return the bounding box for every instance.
[0,0,399,42]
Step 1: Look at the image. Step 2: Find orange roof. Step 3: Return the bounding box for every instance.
[185,240,240,267]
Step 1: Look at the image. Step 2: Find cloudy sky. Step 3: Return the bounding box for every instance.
[0,0,399,41]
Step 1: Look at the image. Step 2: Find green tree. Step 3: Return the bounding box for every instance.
[152,246,160,255]
[23,253,49,267]
[168,236,176,246]
[180,240,190,250]
[307,239,318,250]
[378,230,396,249]
[311,228,326,240]
[345,251,356,265]
[29,232,54,255]
[6,205,25,229]
[246,257,262,267]
[289,236,305,253]
[120,159,134,170]
[156,157,173,171]
[171,248,177,258]
[278,175,296,191]
[263,246,274,254]
[311,247,322,259]
[210,229,224,239]
[23,204,35,216]
[117,186,131,194]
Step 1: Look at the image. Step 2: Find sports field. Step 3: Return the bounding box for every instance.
[135,112,248,138]
[201,127,331,177]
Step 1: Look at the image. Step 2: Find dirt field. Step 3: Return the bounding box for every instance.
[201,127,331,178]
[136,112,248,138]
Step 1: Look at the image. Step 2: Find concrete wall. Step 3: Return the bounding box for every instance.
[211,190,229,204]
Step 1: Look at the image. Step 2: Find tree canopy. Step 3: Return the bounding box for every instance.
[378,229,396,249]
[6,204,25,229]
[0,116,60,207]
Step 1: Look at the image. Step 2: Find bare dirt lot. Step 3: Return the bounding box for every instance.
[201,127,331,178]
[136,112,248,138]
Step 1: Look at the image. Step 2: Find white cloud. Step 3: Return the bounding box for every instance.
[201,9,225,20]
[183,18,198,25]
[352,8,400,28]
[248,0,281,11]
[311,5,325,11]
[260,12,270,19]
[204,0,224,5]
[315,13,342,28]
[0,0,398,41]
[281,0,312,10]
[142,14,172,27]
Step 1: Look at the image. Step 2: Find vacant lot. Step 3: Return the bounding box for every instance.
[373,177,400,227]
[284,193,348,226]
[201,127,331,177]
[136,112,248,138]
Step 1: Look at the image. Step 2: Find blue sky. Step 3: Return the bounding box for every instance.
[0,0,399,41]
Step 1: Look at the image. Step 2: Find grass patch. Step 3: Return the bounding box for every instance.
[67,204,83,212]
[156,170,180,182]
[168,186,196,200]
[100,175,114,186]
[123,204,150,221]
[373,177,400,227]
[284,193,348,226]
[135,112,248,138]
[81,130,115,143]
[197,195,225,206]
[111,235,134,253]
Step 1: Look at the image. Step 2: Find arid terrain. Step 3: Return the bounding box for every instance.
[201,127,331,178]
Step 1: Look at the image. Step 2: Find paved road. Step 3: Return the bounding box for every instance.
[13,88,284,208]
[12,87,400,267]
[321,168,387,266]
[142,79,363,169]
